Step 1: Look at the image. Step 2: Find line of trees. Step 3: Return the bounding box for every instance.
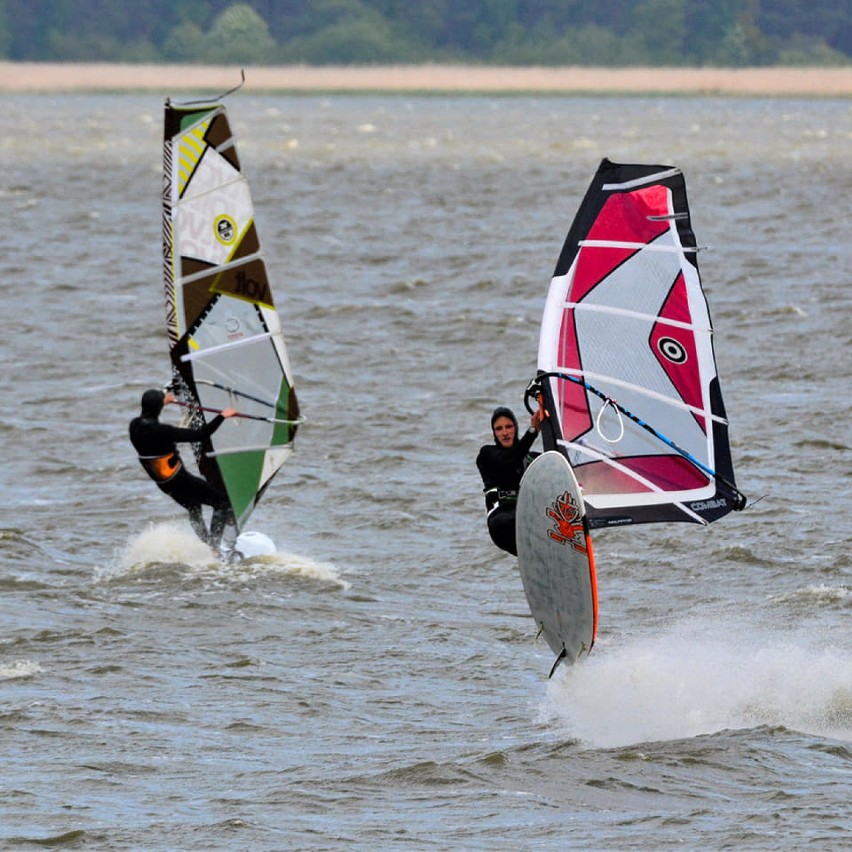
[2,0,849,67]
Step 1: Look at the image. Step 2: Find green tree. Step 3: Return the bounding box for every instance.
[281,0,420,64]
[775,33,850,66]
[684,0,739,64]
[0,0,10,58]
[46,30,160,61]
[629,0,687,65]
[162,21,206,62]
[732,0,774,64]
[285,18,398,63]
[204,3,276,64]
[1,0,850,66]
[564,24,649,65]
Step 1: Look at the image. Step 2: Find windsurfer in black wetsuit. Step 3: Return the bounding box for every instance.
[476,405,543,556]
[129,388,237,550]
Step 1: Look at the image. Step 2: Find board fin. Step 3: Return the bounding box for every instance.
[548,646,568,679]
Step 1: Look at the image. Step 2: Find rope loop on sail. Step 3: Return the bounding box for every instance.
[595,398,625,443]
[527,369,748,511]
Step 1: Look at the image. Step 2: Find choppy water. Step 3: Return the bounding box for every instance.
[1,92,850,849]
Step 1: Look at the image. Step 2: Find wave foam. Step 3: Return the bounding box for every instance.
[96,522,348,588]
[0,660,43,680]
[541,616,852,748]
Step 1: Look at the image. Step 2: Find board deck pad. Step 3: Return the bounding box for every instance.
[516,451,598,671]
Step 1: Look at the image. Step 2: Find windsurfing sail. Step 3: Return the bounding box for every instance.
[530,158,745,528]
[162,95,300,534]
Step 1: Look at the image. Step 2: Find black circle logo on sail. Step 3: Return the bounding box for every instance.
[657,336,688,363]
[214,214,237,246]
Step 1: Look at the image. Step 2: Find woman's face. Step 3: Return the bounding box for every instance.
[493,416,516,448]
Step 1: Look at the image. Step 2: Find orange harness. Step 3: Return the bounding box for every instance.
[139,453,182,484]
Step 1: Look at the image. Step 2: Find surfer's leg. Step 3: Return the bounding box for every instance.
[162,472,212,545]
[208,504,232,550]
[164,470,233,549]
[487,507,518,556]
[190,479,234,551]
[186,504,210,545]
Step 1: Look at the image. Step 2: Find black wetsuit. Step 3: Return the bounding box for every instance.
[129,413,231,546]
[476,427,539,556]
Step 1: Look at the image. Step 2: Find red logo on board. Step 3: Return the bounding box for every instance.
[546,490,587,553]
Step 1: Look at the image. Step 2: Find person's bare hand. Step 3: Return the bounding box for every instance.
[530,407,543,431]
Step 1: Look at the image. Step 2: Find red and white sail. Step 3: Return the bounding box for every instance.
[536,159,743,527]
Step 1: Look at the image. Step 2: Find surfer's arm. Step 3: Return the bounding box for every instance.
[159,415,229,444]
[530,406,543,432]
[476,449,500,510]
[483,487,499,511]
[517,422,540,455]
[202,414,226,436]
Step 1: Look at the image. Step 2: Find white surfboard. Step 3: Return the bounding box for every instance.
[516,451,598,674]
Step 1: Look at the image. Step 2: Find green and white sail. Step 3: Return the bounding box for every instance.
[162,98,300,533]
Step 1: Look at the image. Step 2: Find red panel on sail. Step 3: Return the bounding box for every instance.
[651,273,705,432]
[575,456,710,495]
[571,186,670,303]
[555,305,592,437]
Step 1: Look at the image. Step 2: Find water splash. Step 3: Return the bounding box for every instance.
[244,550,350,588]
[0,660,43,680]
[99,521,216,578]
[541,616,852,748]
[95,521,349,588]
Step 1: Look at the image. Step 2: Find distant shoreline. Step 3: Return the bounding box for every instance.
[2,62,850,96]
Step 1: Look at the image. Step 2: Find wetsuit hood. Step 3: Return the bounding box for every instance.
[140,388,165,418]
[490,406,518,443]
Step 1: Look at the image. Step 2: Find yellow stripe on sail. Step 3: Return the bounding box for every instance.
[177,122,210,196]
